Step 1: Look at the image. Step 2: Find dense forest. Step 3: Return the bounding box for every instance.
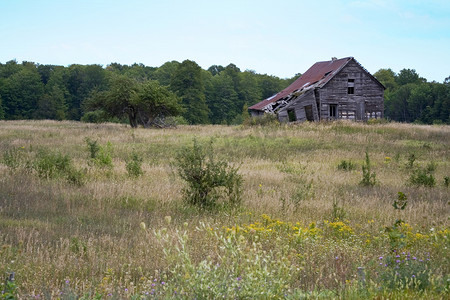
[0,59,449,125]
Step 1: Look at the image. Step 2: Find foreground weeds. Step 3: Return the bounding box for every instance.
[0,120,449,299]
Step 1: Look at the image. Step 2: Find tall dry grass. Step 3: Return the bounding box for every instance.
[0,120,449,297]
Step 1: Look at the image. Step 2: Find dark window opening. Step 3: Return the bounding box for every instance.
[329,104,337,118]
[287,109,297,122]
[348,78,355,94]
[304,105,314,121]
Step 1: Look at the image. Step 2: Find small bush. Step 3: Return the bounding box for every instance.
[31,149,85,185]
[174,138,242,208]
[33,149,72,178]
[85,138,113,168]
[85,137,100,159]
[337,159,356,171]
[409,162,436,187]
[360,151,376,186]
[126,152,144,177]
[65,167,86,186]
[406,153,416,169]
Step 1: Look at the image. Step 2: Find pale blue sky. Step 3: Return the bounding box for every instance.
[1,0,449,81]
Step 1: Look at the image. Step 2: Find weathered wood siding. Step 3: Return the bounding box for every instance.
[319,60,384,121]
[278,90,319,122]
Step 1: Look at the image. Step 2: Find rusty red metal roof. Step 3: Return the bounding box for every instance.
[249,57,353,111]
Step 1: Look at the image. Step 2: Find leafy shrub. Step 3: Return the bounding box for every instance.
[85,138,113,168]
[337,159,356,171]
[409,162,436,187]
[126,152,144,177]
[33,149,73,178]
[85,137,100,159]
[360,151,376,186]
[386,192,408,251]
[174,138,242,208]
[444,176,449,187]
[65,167,86,186]
[31,149,85,185]
[406,153,416,168]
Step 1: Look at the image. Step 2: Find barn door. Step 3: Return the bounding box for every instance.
[304,105,314,121]
[356,101,365,121]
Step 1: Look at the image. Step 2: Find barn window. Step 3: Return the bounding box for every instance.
[329,104,337,118]
[348,79,355,94]
[287,109,297,122]
[340,110,355,119]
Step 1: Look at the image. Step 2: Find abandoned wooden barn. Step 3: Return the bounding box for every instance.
[248,57,385,122]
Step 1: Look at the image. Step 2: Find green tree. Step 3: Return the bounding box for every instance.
[374,68,398,90]
[35,85,68,120]
[258,74,285,99]
[408,83,434,123]
[132,80,183,127]
[206,73,239,124]
[153,61,180,86]
[396,69,423,86]
[207,64,225,76]
[65,64,108,120]
[170,60,209,124]
[0,60,22,78]
[0,66,44,119]
[386,84,414,122]
[239,70,262,107]
[0,94,4,119]
[430,82,450,124]
[85,75,182,128]
[37,64,57,84]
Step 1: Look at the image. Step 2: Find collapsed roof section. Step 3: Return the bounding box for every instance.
[249,57,353,113]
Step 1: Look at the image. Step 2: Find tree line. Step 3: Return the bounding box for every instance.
[374,68,450,124]
[0,59,448,125]
[0,60,297,126]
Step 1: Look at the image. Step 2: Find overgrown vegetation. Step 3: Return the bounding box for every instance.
[360,150,377,186]
[174,138,242,208]
[337,159,356,171]
[126,152,144,177]
[409,162,437,187]
[0,120,448,299]
[85,138,113,168]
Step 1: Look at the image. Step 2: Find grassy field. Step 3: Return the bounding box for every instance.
[0,120,449,299]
